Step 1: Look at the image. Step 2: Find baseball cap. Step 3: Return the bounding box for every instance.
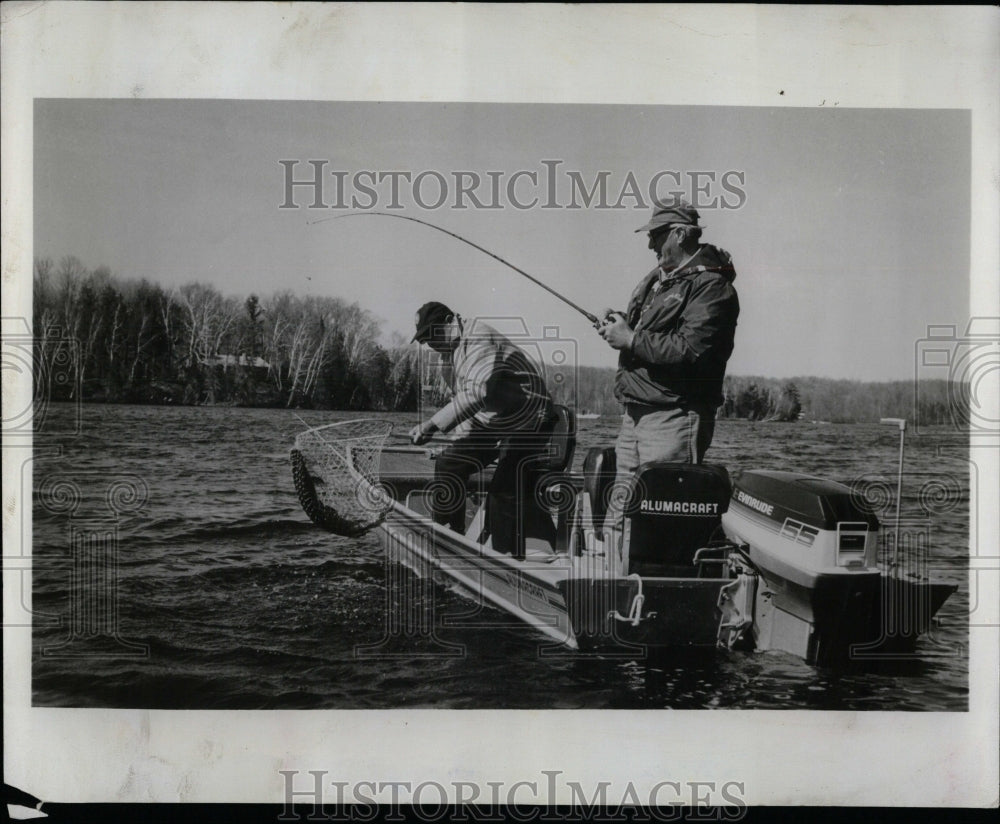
[635,199,704,233]
[412,301,455,343]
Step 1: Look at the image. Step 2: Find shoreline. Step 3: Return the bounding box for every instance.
[36,398,973,428]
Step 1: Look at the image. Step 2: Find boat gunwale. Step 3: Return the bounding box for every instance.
[378,483,737,586]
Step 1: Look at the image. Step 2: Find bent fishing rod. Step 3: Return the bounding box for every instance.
[308,211,603,327]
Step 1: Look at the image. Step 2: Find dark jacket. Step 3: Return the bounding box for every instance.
[614,244,739,408]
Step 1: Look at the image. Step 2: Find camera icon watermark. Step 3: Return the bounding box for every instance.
[914,317,999,442]
[415,316,580,424]
[1,315,82,437]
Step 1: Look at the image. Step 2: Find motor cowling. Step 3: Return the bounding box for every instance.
[722,470,880,572]
[624,462,731,575]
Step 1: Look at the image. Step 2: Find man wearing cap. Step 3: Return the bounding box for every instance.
[409,302,556,558]
[598,199,739,553]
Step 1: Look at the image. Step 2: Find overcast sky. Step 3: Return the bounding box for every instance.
[34,99,970,380]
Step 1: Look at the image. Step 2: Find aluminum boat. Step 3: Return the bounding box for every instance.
[291,408,956,663]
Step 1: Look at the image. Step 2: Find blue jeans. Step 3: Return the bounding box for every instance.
[604,403,717,567]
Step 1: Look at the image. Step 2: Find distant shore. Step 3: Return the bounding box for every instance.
[43,390,966,428]
[32,256,966,426]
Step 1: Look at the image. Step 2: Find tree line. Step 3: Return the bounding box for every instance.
[33,256,418,410]
[546,370,806,421]
[32,257,966,424]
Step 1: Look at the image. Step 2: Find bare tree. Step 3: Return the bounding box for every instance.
[177,282,239,368]
[261,291,296,392]
[285,297,330,407]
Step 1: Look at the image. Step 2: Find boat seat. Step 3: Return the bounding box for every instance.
[489,404,577,472]
[582,446,617,532]
[485,405,577,558]
[465,468,494,492]
[623,462,731,574]
[537,405,577,473]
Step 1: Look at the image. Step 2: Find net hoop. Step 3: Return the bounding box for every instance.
[291,418,394,535]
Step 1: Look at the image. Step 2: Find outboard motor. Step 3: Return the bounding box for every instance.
[623,462,732,576]
[721,469,889,664]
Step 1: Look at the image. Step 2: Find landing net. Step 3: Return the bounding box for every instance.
[291,418,394,536]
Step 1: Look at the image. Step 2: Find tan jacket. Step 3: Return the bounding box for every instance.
[429,319,553,434]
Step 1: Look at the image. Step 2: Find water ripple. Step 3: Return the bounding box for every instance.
[30,404,969,710]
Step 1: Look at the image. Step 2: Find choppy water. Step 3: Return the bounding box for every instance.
[30,404,968,709]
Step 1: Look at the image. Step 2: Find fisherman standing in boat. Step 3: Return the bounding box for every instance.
[409,302,557,558]
[598,199,740,550]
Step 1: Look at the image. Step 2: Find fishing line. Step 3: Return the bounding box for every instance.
[308,211,602,326]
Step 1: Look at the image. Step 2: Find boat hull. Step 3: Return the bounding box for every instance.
[378,504,579,648]
[291,431,957,663]
[558,577,732,651]
[377,501,743,652]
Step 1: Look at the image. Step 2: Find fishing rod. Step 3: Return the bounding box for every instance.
[308,211,603,326]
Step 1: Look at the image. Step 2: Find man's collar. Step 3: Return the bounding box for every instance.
[658,245,704,282]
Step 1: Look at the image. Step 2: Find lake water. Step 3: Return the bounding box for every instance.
[30,404,969,709]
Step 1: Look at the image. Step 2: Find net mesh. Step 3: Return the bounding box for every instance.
[291,419,394,536]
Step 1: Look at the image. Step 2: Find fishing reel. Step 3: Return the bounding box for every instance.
[594,310,624,330]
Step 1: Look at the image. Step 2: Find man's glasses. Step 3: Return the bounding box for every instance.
[647,226,675,244]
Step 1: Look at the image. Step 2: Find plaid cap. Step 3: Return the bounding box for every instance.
[412,301,455,343]
[635,200,705,233]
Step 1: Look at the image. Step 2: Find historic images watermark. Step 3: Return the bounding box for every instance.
[278,770,747,821]
[33,474,150,658]
[352,318,651,659]
[1,315,81,437]
[2,315,148,657]
[278,160,748,212]
[913,317,999,632]
[913,317,1000,442]
[3,315,81,631]
[841,495,961,660]
[356,318,585,659]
